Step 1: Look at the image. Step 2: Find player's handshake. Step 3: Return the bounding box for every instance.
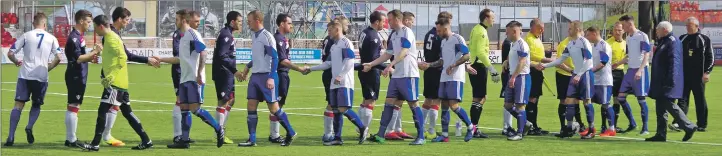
[534,63,546,71]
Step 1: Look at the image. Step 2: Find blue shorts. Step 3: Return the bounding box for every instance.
[15,78,48,106]
[214,77,235,102]
[330,87,354,107]
[504,74,531,104]
[438,81,464,101]
[179,81,205,104]
[65,77,86,104]
[247,73,280,103]
[619,67,649,97]
[386,77,420,102]
[593,85,613,104]
[567,71,595,100]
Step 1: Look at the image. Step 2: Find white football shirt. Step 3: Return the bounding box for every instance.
[593,40,613,86]
[546,37,594,75]
[310,37,356,89]
[10,29,60,82]
[250,29,278,74]
[386,26,419,78]
[440,33,469,82]
[179,29,207,83]
[625,30,651,69]
[508,38,531,75]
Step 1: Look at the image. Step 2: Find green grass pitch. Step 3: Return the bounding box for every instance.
[1,64,721,155]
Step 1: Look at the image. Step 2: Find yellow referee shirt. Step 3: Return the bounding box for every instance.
[524,33,545,65]
[606,38,626,70]
[555,37,575,76]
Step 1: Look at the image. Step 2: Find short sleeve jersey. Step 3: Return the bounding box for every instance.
[10,29,60,82]
[440,33,469,82]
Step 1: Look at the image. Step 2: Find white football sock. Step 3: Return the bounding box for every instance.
[503,109,513,129]
[172,105,182,137]
[387,108,400,133]
[422,108,430,127]
[395,110,403,132]
[65,105,79,142]
[270,114,280,138]
[224,106,231,127]
[324,110,334,136]
[103,106,119,141]
[428,107,439,134]
[216,107,227,129]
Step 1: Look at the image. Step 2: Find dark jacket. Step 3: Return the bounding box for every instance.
[679,32,714,78]
[212,26,238,80]
[649,33,684,99]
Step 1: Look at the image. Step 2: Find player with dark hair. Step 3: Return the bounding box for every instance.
[63,9,96,147]
[419,11,452,137]
[77,15,152,151]
[611,15,650,135]
[211,11,245,145]
[4,12,62,147]
[100,7,161,147]
[355,11,388,138]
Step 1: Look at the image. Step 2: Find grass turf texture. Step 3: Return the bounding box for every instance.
[1,64,720,155]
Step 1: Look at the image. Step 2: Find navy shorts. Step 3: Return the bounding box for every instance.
[247,73,280,103]
[567,71,595,100]
[504,74,531,104]
[330,88,354,107]
[592,85,613,104]
[359,69,380,100]
[611,69,624,96]
[423,68,441,99]
[619,67,649,97]
[278,72,290,105]
[468,63,488,98]
[15,78,48,106]
[386,77,420,102]
[65,77,86,104]
[438,81,464,102]
[500,70,509,98]
[179,81,205,104]
[214,77,235,102]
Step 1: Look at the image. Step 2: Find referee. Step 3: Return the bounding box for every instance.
[675,17,712,132]
[524,18,553,135]
[467,9,500,138]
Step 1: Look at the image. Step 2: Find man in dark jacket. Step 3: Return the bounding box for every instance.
[673,17,712,132]
[645,21,697,142]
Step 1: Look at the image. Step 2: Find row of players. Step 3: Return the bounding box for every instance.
[3,6,706,151]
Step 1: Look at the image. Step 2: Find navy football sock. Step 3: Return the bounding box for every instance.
[7,108,21,141]
[247,111,258,142]
[516,109,527,134]
[25,105,41,130]
[584,103,595,129]
[452,107,472,128]
[193,109,220,131]
[441,108,450,136]
[565,105,576,127]
[274,109,296,136]
[333,109,344,139]
[375,104,396,136]
[618,97,637,127]
[343,109,365,129]
[410,106,425,139]
[604,104,616,128]
[638,97,648,131]
[181,111,191,141]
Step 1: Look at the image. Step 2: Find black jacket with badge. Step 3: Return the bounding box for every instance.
[679,32,714,79]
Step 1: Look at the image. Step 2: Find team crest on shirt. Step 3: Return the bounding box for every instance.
[225,37,229,42]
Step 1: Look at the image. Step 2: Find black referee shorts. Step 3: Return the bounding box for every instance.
[322,69,332,102]
[612,69,624,96]
[555,72,571,100]
[468,62,488,98]
[423,67,442,99]
[499,69,509,98]
[530,68,544,98]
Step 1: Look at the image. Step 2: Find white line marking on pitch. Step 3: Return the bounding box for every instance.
[1,89,720,146]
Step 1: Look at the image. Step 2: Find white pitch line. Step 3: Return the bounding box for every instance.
[1,89,720,146]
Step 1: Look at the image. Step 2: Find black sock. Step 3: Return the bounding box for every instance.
[91,103,112,146]
[557,103,565,129]
[613,104,621,128]
[120,104,150,143]
[574,105,585,128]
[527,101,538,128]
[470,102,482,125]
